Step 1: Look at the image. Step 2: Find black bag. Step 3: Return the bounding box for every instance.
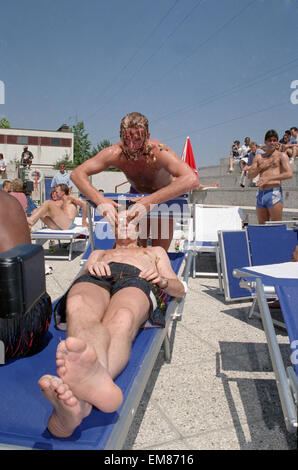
[0,244,46,319]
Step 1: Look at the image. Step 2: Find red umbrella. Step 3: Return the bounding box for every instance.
[181,136,198,175]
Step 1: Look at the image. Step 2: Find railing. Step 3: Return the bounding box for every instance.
[114,180,130,193]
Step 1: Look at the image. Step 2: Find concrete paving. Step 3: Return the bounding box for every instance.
[44,243,297,451]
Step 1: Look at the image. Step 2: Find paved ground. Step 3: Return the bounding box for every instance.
[44,242,297,450]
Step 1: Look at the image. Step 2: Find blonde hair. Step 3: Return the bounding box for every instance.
[12,178,24,192]
[120,112,149,139]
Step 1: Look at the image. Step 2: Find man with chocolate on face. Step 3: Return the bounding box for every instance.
[70,112,199,250]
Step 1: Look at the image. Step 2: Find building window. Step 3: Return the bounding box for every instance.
[51,138,60,146]
[17,136,29,145]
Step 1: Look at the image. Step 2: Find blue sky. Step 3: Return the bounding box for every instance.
[0,0,297,168]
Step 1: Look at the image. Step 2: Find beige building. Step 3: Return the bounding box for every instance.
[0,124,73,167]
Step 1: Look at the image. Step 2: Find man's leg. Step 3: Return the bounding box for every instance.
[268,202,283,221]
[102,287,150,378]
[40,216,61,230]
[56,282,123,412]
[256,207,270,224]
[228,158,234,172]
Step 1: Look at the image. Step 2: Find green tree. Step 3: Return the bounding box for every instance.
[90,139,113,157]
[0,117,11,128]
[72,120,91,166]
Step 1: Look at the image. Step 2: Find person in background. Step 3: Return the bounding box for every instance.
[240,141,258,187]
[238,137,251,187]
[10,178,28,213]
[50,187,63,206]
[2,180,11,192]
[248,129,293,224]
[20,146,34,169]
[228,140,241,173]
[51,163,74,192]
[0,153,7,178]
[27,183,87,230]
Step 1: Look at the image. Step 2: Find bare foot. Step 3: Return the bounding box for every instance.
[38,374,92,438]
[56,337,123,413]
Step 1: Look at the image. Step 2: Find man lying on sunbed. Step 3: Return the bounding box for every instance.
[27,184,88,230]
[38,213,185,438]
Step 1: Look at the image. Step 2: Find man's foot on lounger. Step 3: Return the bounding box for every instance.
[56,337,123,413]
[38,374,92,438]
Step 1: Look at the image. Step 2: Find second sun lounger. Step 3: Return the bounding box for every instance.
[233,262,298,433]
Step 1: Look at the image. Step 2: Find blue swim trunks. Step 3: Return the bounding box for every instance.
[56,220,76,230]
[53,262,167,330]
[256,187,283,209]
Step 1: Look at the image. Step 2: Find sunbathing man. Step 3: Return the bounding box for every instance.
[70,112,199,251]
[27,183,88,229]
[247,129,293,224]
[38,214,185,438]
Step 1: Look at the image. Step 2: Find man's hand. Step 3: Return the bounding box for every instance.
[127,198,150,224]
[88,260,111,277]
[139,267,163,285]
[97,197,119,226]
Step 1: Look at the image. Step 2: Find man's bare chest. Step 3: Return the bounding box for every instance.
[261,155,280,170]
[120,160,160,180]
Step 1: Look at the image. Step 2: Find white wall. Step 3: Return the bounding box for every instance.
[90,171,129,193]
[0,128,73,166]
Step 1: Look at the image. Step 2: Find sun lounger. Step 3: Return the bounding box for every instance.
[181,204,243,281]
[218,224,298,304]
[233,263,298,433]
[0,241,187,449]
[31,217,89,261]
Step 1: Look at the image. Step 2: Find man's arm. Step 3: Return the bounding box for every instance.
[51,175,57,188]
[130,146,199,218]
[139,246,185,298]
[70,146,119,206]
[247,154,264,179]
[70,146,120,224]
[70,195,88,226]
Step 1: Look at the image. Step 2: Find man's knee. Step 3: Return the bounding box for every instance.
[66,292,98,322]
[105,307,137,339]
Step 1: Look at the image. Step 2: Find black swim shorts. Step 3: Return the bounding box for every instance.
[54,262,167,331]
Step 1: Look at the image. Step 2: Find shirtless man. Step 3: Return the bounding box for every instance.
[27,183,88,229]
[70,112,199,250]
[248,129,293,224]
[38,215,185,438]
